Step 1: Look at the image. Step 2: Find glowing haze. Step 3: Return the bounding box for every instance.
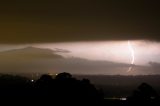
[1,40,160,66]
[32,40,160,66]
[1,40,160,75]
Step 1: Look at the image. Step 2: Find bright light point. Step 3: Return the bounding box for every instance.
[31,79,34,82]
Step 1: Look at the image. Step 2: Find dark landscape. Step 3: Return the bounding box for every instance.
[0,73,160,106]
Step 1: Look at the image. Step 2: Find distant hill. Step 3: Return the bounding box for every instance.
[0,46,63,60]
[0,47,65,73]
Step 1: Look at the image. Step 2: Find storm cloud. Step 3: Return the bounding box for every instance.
[0,47,159,75]
[0,0,160,44]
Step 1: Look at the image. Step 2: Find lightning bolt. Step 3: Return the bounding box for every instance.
[127,41,135,72]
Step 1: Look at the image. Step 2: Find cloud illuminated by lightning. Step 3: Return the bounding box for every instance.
[127,41,135,72]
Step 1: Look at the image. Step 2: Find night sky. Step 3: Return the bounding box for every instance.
[0,0,160,43]
[0,1,160,75]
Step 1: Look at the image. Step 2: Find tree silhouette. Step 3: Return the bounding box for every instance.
[34,72,104,105]
[128,82,159,105]
[55,72,72,80]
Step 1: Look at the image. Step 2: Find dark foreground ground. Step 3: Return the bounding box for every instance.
[0,73,160,106]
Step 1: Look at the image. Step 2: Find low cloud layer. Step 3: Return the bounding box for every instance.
[0,47,160,75]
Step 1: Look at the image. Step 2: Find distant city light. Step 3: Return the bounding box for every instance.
[120,97,127,101]
[48,73,58,76]
[105,97,127,101]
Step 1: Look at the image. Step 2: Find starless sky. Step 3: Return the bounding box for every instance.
[0,0,160,43]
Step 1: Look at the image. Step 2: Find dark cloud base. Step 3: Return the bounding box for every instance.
[0,0,160,43]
